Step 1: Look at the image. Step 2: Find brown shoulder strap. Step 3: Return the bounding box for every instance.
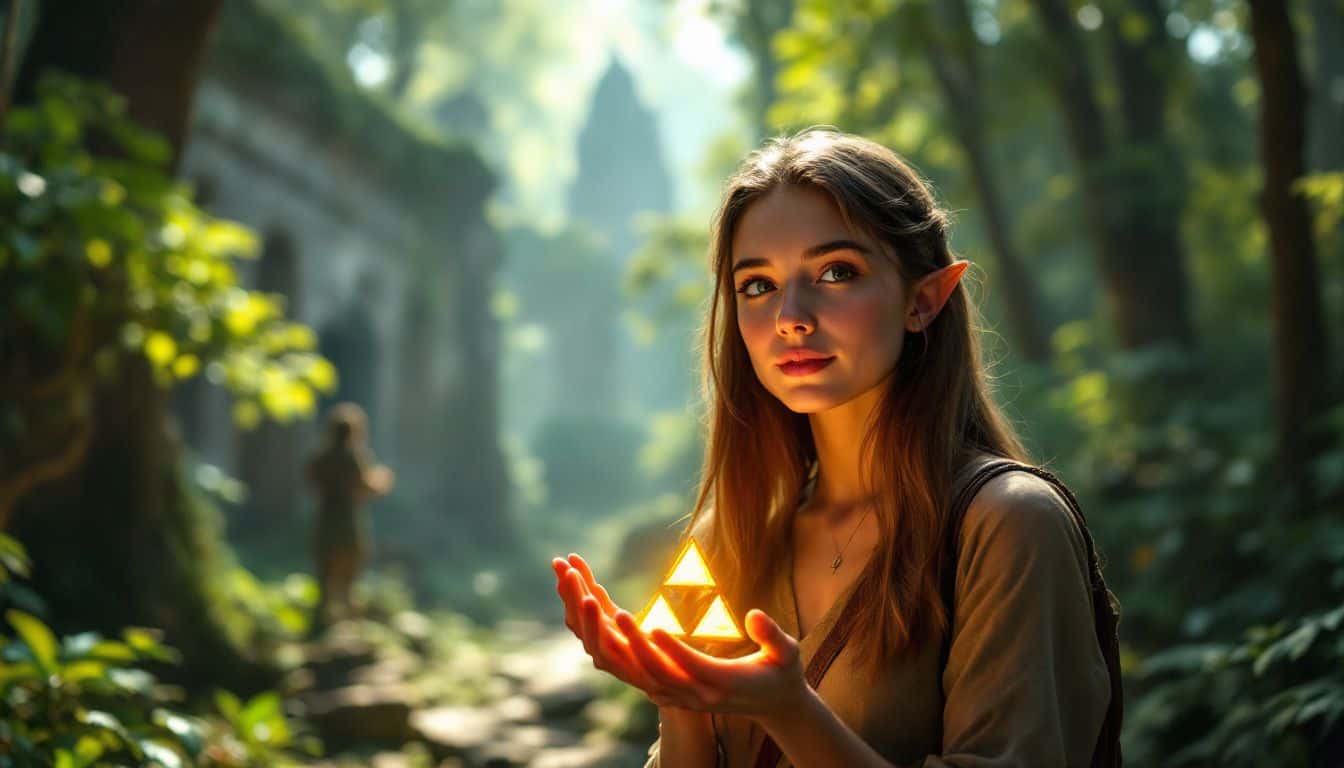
[751,578,868,768]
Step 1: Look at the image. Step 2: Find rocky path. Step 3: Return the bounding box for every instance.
[288,614,654,768]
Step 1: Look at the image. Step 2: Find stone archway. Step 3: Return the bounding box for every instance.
[317,296,380,424]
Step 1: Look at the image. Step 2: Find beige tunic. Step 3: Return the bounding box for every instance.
[644,466,1111,767]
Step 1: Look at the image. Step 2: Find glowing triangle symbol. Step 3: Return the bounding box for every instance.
[690,595,740,639]
[639,593,686,635]
[664,540,715,587]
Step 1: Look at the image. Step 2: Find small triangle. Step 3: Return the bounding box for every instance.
[689,595,741,639]
[664,540,715,587]
[639,593,686,635]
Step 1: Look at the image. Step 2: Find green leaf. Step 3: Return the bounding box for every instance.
[0,534,31,578]
[123,627,180,663]
[0,660,39,690]
[240,691,282,736]
[81,710,132,750]
[86,639,136,663]
[73,734,105,766]
[152,708,203,756]
[215,689,243,724]
[61,659,106,684]
[107,667,155,694]
[139,740,184,768]
[7,610,59,675]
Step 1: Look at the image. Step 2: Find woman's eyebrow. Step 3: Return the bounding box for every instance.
[731,239,872,274]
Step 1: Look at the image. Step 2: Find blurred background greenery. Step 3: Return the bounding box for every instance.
[1,0,1343,765]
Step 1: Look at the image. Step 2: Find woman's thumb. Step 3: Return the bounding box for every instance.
[745,609,793,656]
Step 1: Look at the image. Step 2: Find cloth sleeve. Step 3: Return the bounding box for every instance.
[917,472,1111,768]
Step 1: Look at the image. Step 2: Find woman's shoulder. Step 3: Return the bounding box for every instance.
[958,461,1089,575]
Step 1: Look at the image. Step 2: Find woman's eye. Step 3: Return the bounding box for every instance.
[738,277,774,297]
[819,263,858,283]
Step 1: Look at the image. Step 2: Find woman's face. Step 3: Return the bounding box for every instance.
[731,184,912,414]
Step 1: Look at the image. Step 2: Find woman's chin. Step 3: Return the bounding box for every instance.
[773,386,846,414]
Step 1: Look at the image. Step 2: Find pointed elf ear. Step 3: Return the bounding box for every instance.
[905,260,970,333]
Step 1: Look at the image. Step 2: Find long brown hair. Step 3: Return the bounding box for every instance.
[689,128,1029,666]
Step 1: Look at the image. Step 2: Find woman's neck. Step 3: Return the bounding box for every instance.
[806,380,886,512]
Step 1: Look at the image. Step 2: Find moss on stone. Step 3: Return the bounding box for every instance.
[205,0,494,210]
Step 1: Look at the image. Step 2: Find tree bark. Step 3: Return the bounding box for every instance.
[734,0,795,135]
[1099,0,1195,347]
[15,0,221,170]
[1029,0,1195,351]
[0,0,22,128]
[1308,0,1344,171]
[1248,0,1332,494]
[8,0,269,690]
[925,0,1050,362]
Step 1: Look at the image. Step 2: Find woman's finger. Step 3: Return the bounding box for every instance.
[621,618,714,708]
[567,554,618,616]
[650,629,727,686]
[580,596,656,687]
[556,569,591,638]
[614,610,694,688]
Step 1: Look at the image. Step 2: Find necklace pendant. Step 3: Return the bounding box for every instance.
[830,554,842,573]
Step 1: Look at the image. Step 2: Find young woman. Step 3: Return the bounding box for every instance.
[552,129,1115,767]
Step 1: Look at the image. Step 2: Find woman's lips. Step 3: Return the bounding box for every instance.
[778,357,835,376]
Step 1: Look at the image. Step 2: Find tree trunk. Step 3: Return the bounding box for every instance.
[8,0,269,690]
[925,0,1050,362]
[1029,0,1195,351]
[1248,0,1332,497]
[1100,0,1195,348]
[15,0,220,170]
[1308,0,1344,171]
[735,0,795,135]
[0,0,22,127]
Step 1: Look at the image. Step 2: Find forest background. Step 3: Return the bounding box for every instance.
[2,0,1343,766]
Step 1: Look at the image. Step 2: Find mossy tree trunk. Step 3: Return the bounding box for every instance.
[9,0,271,690]
[1248,0,1333,501]
[1029,0,1195,352]
[924,0,1051,362]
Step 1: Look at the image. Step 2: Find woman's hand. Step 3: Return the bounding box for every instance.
[553,554,696,696]
[552,553,808,724]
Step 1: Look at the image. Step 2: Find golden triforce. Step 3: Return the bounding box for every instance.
[637,538,743,644]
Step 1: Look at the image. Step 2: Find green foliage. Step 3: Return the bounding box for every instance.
[205,689,320,767]
[1298,172,1344,243]
[0,73,335,436]
[625,214,711,325]
[1019,336,1344,761]
[0,536,317,768]
[221,570,319,649]
[1127,602,1344,765]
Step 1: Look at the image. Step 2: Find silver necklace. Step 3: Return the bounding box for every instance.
[828,505,872,574]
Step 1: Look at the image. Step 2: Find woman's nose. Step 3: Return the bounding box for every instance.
[775,283,816,336]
